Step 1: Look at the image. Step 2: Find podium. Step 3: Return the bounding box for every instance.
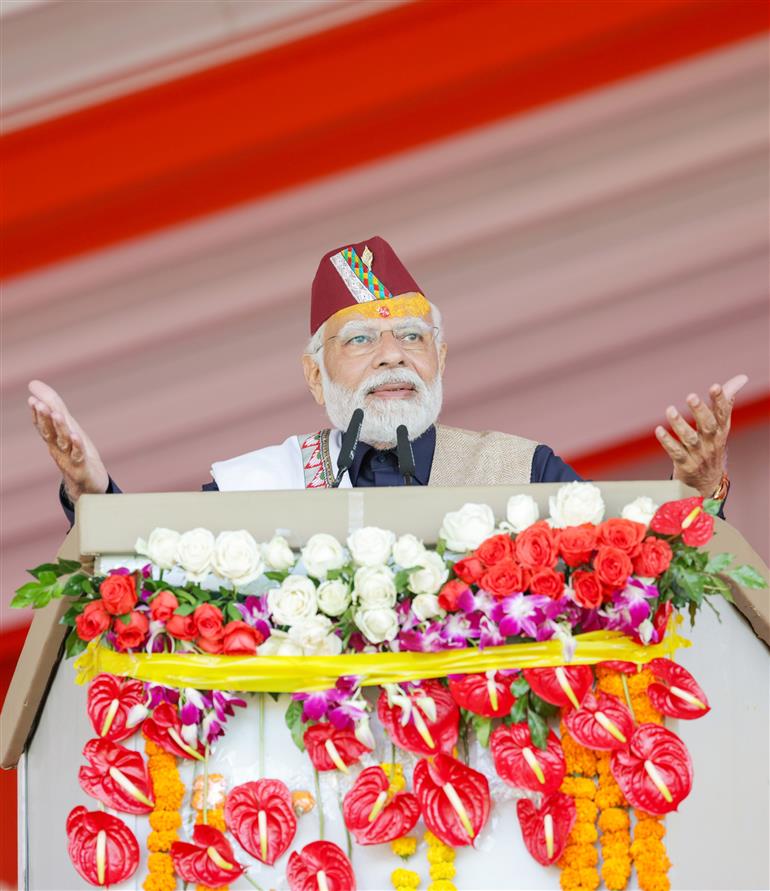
[2,482,768,891]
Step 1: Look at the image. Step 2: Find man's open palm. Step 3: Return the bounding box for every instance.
[28,380,109,503]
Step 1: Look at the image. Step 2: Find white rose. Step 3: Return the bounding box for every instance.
[268,574,317,626]
[301,533,347,579]
[353,565,397,608]
[176,528,216,582]
[412,593,444,622]
[347,526,396,566]
[621,497,658,527]
[262,535,296,572]
[258,630,303,657]
[408,551,449,596]
[506,494,540,532]
[288,615,342,655]
[212,530,264,586]
[317,580,351,617]
[135,528,180,571]
[439,503,496,552]
[392,533,427,567]
[548,482,605,528]
[354,606,399,644]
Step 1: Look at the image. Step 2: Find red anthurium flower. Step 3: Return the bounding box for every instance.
[78,739,154,814]
[287,841,356,891]
[87,674,146,742]
[647,658,711,720]
[225,779,297,865]
[377,680,459,757]
[597,661,638,675]
[303,723,371,773]
[171,824,244,887]
[523,665,593,710]
[650,497,714,546]
[413,753,490,847]
[564,692,635,751]
[516,792,576,866]
[342,765,420,845]
[490,723,565,794]
[611,724,693,815]
[142,702,205,761]
[66,806,139,887]
[447,671,515,718]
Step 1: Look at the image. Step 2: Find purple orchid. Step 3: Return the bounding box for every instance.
[398,622,445,653]
[438,613,478,649]
[477,615,505,648]
[236,595,272,642]
[602,578,659,635]
[458,588,497,618]
[492,593,552,639]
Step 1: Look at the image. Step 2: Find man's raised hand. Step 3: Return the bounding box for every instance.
[655,374,748,498]
[28,380,109,504]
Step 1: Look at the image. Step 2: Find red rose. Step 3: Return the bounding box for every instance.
[166,614,196,640]
[113,611,149,652]
[193,603,224,640]
[475,534,515,567]
[571,571,603,609]
[633,537,673,578]
[453,556,486,585]
[222,621,262,655]
[594,546,633,591]
[75,601,111,641]
[529,568,565,599]
[438,579,469,612]
[480,560,530,600]
[150,590,179,623]
[558,524,597,568]
[197,634,224,654]
[597,519,646,556]
[99,574,137,616]
[515,521,559,571]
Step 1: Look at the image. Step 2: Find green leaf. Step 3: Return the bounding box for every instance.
[64,629,88,659]
[527,709,549,751]
[174,603,196,616]
[267,691,280,703]
[82,579,95,596]
[226,602,243,622]
[702,498,722,517]
[671,565,706,605]
[61,603,87,624]
[727,565,768,590]
[471,714,492,748]
[264,571,289,583]
[325,568,344,581]
[705,574,734,603]
[704,553,733,574]
[62,573,89,598]
[37,571,57,587]
[511,676,530,697]
[436,539,446,557]
[394,569,411,592]
[284,699,306,752]
[529,693,559,719]
[10,582,44,609]
[508,694,528,725]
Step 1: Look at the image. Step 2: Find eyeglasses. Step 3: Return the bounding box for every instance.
[322,326,440,358]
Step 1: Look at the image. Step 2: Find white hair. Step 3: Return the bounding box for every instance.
[304,301,445,447]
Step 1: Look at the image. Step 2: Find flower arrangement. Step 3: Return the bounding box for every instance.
[14,483,767,889]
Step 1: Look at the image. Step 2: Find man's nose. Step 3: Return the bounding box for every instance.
[372,331,407,367]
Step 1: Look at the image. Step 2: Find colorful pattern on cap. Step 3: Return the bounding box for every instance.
[331,247,393,304]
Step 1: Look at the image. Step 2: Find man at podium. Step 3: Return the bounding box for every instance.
[27,237,741,514]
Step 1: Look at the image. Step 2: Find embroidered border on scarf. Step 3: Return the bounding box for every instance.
[298,430,334,488]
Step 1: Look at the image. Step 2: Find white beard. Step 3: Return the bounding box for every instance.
[320,366,443,448]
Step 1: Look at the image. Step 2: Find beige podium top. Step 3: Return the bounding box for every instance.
[2,483,767,769]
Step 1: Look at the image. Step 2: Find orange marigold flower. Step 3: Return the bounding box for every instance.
[601,857,632,890]
[561,777,596,799]
[149,811,182,832]
[570,823,598,845]
[147,853,174,874]
[627,671,652,694]
[564,843,599,868]
[598,808,630,832]
[636,875,671,891]
[633,809,663,822]
[634,820,666,840]
[142,874,177,891]
[147,830,179,853]
[596,787,626,809]
[574,799,599,823]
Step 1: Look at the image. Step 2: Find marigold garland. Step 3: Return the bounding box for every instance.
[382,761,421,888]
[143,739,184,891]
[424,829,457,891]
[559,720,600,891]
[193,771,228,890]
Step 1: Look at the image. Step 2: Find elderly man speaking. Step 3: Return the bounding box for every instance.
[28,236,743,511]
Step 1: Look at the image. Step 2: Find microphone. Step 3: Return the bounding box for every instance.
[332,408,364,488]
[396,425,416,486]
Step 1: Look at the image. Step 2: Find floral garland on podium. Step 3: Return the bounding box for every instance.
[14,484,766,890]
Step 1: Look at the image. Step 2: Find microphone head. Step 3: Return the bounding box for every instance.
[337,408,364,473]
[396,425,416,477]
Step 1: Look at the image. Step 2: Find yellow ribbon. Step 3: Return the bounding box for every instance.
[73,624,689,693]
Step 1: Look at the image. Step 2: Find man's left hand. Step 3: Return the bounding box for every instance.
[655,374,748,498]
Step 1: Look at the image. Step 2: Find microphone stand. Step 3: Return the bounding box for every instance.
[396,424,416,486]
[332,409,364,488]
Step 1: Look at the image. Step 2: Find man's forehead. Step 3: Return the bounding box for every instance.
[324,292,433,335]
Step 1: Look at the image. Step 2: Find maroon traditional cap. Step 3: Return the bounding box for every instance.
[310,236,424,334]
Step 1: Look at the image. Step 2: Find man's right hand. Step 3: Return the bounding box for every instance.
[28,379,109,503]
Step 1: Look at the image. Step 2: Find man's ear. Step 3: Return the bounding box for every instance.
[302,353,325,406]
